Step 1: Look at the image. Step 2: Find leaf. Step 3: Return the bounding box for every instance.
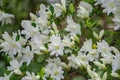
[49,5,54,13]
[40,67,44,77]
[69,3,75,14]
[16,34,20,41]
[37,54,46,63]
[31,22,36,28]
[93,31,99,39]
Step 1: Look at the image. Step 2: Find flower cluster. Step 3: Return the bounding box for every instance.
[0,0,120,80]
[95,0,120,30]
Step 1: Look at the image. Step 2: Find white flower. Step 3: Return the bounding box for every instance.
[114,23,120,30]
[79,1,93,13]
[7,59,23,75]
[55,0,66,12]
[97,40,111,54]
[87,66,107,80]
[86,50,99,62]
[22,71,40,80]
[38,4,48,19]
[80,39,94,53]
[112,10,120,30]
[67,53,88,69]
[0,32,22,57]
[52,4,62,17]
[46,57,67,68]
[94,61,106,69]
[67,55,79,69]
[100,54,114,64]
[95,0,105,5]
[48,35,64,56]
[62,35,74,47]
[44,63,64,80]
[101,0,118,15]
[29,35,47,53]
[77,1,93,18]
[22,46,34,65]
[65,16,81,35]
[21,20,40,39]
[0,72,13,80]
[97,40,114,64]
[112,54,120,73]
[36,4,49,31]
[0,11,14,26]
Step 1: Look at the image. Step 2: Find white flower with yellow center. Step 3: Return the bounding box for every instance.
[0,32,22,57]
[48,35,64,56]
[44,63,64,80]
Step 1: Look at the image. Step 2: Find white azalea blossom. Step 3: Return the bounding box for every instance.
[65,16,81,35]
[0,32,22,57]
[77,1,93,18]
[97,40,111,55]
[55,0,66,12]
[87,66,107,80]
[80,39,94,53]
[67,53,88,69]
[47,57,67,68]
[112,54,120,73]
[62,35,74,47]
[100,54,114,64]
[29,35,47,53]
[7,59,23,75]
[43,63,64,80]
[101,0,118,15]
[0,11,14,26]
[36,4,49,31]
[0,72,13,80]
[52,4,62,17]
[21,20,40,39]
[48,35,64,56]
[22,46,34,65]
[22,71,40,80]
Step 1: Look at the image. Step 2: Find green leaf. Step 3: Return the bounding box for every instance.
[40,67,44,77]
[16,34,20,41]
[37,54,46,63]
[69,3,75,14]
[49,5,54,14]
[31,22,36,27]
[50,77,53,80]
